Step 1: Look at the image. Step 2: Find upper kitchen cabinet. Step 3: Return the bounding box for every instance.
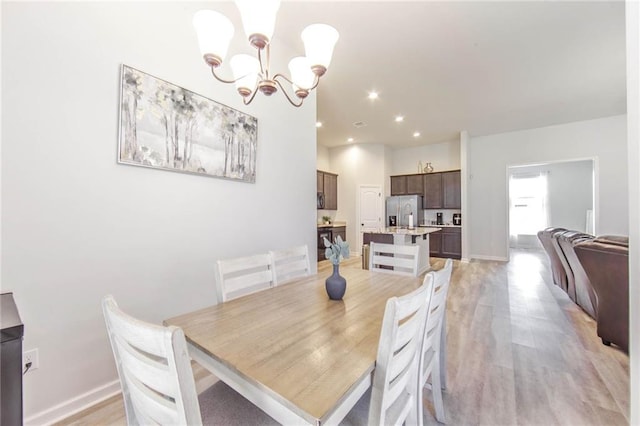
[390,174,423,195]
[390,175,407,195]
[391,170,461,209]
[442,170,461,209]
[317,170,338,210]
[423,173,443,209]
[406,174,424,194]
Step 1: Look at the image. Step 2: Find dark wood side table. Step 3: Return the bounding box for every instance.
[1,292,24,426]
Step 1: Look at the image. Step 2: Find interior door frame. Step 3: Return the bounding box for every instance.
[504,156,599,261]
[357,184,383,256]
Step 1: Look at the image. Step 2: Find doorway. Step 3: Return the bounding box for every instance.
[357,185,383,255]
[507,159,595,251]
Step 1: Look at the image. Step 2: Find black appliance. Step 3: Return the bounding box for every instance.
[318,228,331,248]
[436,212,443,225]
[317,228,332,261]
[389,216,397,226]
[317,192,325,209]
[453,213,462,226]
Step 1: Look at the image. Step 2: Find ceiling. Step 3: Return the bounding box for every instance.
[274,1,627,149]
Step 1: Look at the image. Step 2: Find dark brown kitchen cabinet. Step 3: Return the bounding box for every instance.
[323,173,337,210]
[406,174,424,194]
[391,170,460,208]
[316,171,323,195]
[317,170,338,210]
[423,173,443,208]
[429,231,442,256]
[430,227,461,259]
[442,228,462,258]
[442,170,461,209]
[332,226,346,242]
[390,175,407,195]
[390,174,423,195]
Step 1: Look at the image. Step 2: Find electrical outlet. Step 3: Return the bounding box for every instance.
[23,348,39,372]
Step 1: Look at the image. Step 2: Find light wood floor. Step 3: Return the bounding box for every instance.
[56,250,629,425]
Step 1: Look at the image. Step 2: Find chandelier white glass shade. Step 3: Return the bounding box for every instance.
[193,1,339,107]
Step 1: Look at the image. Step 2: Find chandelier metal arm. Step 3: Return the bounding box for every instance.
[242,87,261,105]
[273,77,303,107]
[272,72,321,92]
[257,45,269,79]
[210,66,238,85]
[210,66,261,105]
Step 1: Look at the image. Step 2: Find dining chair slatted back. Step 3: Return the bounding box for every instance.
[369,242,420,277]
[102,295,202,426]
[269,245,311,286]
[417,258,453,424]
[216,253,274,302]
[368,279,432,425]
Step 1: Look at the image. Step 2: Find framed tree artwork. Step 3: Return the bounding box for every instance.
[118,65,258,183]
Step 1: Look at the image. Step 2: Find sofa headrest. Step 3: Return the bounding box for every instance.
[594,235,628,247]
[557,231,594,243]
[575,239,629,256]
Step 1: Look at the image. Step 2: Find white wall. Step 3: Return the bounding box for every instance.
[625,1,639,423]
[1,2,317,422]
[460,131,470,261]
[316,144,331,172]
[545,161,594,231]
[468,115,627,260]
[329,144,387,250]
[509,160,594,232]
[391,140,461,175]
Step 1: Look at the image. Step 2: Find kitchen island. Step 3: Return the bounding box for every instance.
[363,227,441,275]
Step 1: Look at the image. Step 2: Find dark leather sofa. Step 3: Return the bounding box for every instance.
[574,236,629,352]
[556,231,597,318]
[537,227,568,291]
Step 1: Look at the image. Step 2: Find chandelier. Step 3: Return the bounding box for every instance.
[193,0,339,107]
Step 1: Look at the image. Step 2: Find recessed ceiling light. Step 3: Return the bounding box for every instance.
[347,137,354,142]
[368,91,379,100]
[413,132,421,137]
[316,121,323,128]
[395,115,404,123]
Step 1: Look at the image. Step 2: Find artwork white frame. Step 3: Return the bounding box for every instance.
[118,65,258,183]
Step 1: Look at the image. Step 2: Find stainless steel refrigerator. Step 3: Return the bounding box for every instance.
[386,195,423,228]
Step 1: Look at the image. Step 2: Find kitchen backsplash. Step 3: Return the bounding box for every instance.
[319,211,461,226]
[422,209,461,225]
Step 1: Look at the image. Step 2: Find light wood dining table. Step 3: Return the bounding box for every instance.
[165,267,423,425]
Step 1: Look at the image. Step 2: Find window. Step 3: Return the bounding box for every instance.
[509,172,549,238]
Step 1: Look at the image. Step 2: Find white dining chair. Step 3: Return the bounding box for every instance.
[417,258,453,424]
[341,279,432,426]
[102,295,203,425]
[216,253,274,302]
[269,245,311,286]
[103,295,279,426]
[369,242,420,277]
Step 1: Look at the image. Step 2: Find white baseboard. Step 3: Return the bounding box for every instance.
[470,254,509,262]
[25,380,121,426]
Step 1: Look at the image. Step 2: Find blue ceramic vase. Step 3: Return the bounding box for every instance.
[325,264,346,300]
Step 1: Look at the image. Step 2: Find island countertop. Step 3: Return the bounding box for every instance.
[363,227,442,236]
[317,221,347,228]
